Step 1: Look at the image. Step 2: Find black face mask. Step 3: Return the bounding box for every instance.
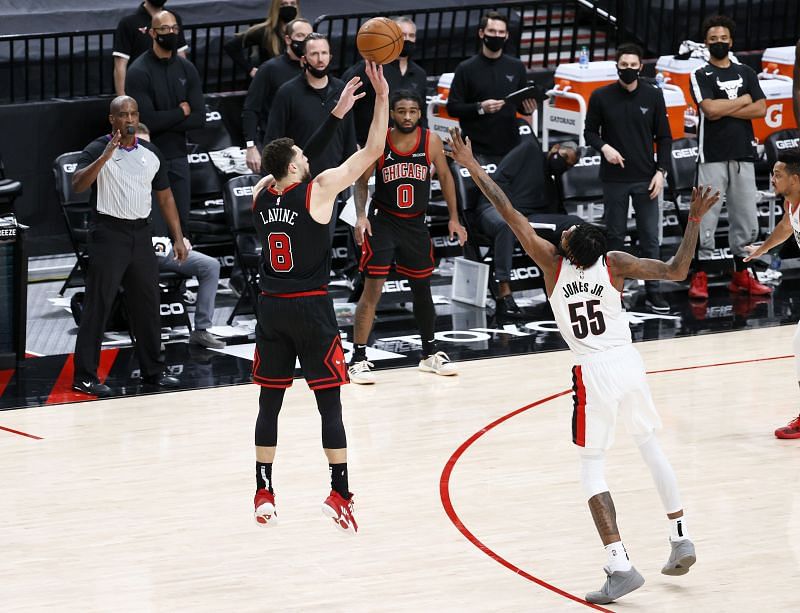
[155,32,178,52]
[279,6,298,23]
[548,152,569,175]
[305,63,329,79]
[708,41,730,60]
[617,67,639,85]
[289,39,305,59]
[400,41,415,58]
[149,0,167,7]
[482,35,506,53]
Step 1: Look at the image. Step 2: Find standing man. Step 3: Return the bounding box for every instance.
[449,127,720,605]
[585,43,673,313]
[347,90,468,384]
[744,151,800,439]
[687,14,771,299]
[250,63,388,534]
[113,0,189,96]
[71,96,187,398]
[126,10,205,233]
[243,18,313,174]
[266,33,357,177]
[446,11,533,160]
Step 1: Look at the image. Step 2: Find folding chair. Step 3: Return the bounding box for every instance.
[53,151,92,295]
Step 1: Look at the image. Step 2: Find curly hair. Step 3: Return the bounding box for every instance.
[563,223,607,268]
[261,137,296,179]
[702,14,736,40]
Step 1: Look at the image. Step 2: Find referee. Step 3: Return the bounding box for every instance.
[71,96,187,398]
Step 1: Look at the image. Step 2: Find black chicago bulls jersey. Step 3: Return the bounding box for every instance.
[252,181,331,293]
[372,127,431,217]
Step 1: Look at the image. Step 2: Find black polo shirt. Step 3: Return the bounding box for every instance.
[242,52,303,145]
[266,74,357,176]
[113,3,188,63]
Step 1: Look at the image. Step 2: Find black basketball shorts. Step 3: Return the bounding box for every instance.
[359,207,434,279]
[253,292,349,390]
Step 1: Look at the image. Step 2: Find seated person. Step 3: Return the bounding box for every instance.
[138,123,225,349]
[466,137,582,318]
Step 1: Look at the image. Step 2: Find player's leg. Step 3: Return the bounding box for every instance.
[476,203,519,317]
[727,161,771,294]
[254,386,285,526]
[629,183,668,313]
[775,320,800,438]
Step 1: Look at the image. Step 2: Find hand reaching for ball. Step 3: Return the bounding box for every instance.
[364,61,389,98]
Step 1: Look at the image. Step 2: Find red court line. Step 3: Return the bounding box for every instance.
[439,353,793,610]
[0,425,43,440]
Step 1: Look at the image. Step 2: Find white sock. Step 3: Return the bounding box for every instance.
[670,516,688,541]
[605,541,632,572]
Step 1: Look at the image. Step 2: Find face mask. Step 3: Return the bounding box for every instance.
[400,41,415,58]
[149,0,167,7]
[305,63,329,79]
[482,35,505,53]
[708,41,730,60]
[155,32,178,52]
[289,39,305,59]
[617,67,639,84]
[548,152,569,175]
[279,6,298,23]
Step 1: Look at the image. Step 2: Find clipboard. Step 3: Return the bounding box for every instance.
[504,84,545,105]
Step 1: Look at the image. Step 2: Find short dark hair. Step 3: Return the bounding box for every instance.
[303,32,328,46]
[778,150,800,179]
[480,11,508,30]
[564,223,607,268]
[702,14,736,40]
[261,137,296,179]
[390,89,422,111]
[616,43,643,62]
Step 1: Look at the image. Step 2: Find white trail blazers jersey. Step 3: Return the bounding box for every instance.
[550,256,631,355]
[787,200,800,249]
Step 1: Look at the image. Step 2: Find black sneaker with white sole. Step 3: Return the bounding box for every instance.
[72,380,112,397]
[645,290,670,313]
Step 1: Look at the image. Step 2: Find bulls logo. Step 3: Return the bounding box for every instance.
[187,152,210,164]
[234,185,255,197]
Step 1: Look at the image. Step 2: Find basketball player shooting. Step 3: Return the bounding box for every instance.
[249,61,389,535]
[447,127,720,604]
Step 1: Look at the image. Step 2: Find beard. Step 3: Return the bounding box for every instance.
[395,122,419,134]
[301,169,312,183]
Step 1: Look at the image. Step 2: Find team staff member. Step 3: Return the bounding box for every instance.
[266,33,357,177]
[243,18,313,174]
[585,43,673,313]
[113,0,189,96]
[126,10,205,233]
[71,96,187,398]
[446,11,532,159]
[342,16,428,146]
[687,14,770,299]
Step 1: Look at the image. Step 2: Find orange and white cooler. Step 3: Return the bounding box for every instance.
[753,77,797,143]
[552,60,618,111]
[427,72,459,141]
[661,84,687,138]
[655,55,707,108]
[761,46,795,78]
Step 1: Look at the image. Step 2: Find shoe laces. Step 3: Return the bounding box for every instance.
[430,351,451,367]
[350,360,374,373]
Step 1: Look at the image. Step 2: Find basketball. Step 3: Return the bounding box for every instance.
[356,17,404,65]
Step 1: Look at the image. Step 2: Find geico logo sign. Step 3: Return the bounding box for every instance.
[510,266,541,280]
[217,255,235,266]
[160,302,186,315]
[63,163,78,173]
[382,279,411,293]
[576,155,601,167]
[518,124,532,135]
[765,104,783,129]
[757,203,782,217]
[776,137,800,150]
[167,364,184,375]
[672,147,698,159]
[233,185,254,197]
[331,246,349,258]
[204,198,223,207]
[206,111,222,121]
[187,152,210,164]
[432,236,459,247]
[458,163,496,177]
[698,247,733,260]
[663,214,680,226]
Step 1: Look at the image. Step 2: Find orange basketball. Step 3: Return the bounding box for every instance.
[356,17,404,65]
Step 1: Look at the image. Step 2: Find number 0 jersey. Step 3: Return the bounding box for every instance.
[371,127,431,218]
[252,181,331,294]
[550,256,631,355]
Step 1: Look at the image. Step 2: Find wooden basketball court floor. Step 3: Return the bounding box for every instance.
[1,325,798,612]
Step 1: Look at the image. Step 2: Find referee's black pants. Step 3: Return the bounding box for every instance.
[73,214,163,384]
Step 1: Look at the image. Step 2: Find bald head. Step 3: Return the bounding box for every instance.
[110,95,137,114]
[151,10,177,29]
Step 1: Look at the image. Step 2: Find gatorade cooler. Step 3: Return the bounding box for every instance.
[655,55,706,108]
[552,60,617,111]
[753,78,797,142]
[662,84,687,138]
[761,46,795,78]
[427,72,459,141]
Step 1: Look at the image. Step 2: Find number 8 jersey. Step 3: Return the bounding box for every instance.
[550,255,631,355]
[372,127,431,218]
[252,181,332,294]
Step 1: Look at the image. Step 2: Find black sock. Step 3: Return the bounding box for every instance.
[352,344,367,363]
[329,463,349,498]
[256,461,273,493]
[422,338,436,358]
[733,256,748,272]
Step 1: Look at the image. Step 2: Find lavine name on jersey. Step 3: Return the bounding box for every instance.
[381,162,428,184]
[258,207,298,226]
[562,280,605,299]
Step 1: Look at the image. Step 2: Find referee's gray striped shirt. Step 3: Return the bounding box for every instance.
[95,140,162,220]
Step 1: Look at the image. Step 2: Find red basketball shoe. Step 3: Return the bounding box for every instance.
[775,414,800,439]
[688,272,708,300]
[728,270,772,295]
[254,489,277,526]
[322,490,358,534]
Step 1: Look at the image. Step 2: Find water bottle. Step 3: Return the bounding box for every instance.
[770,253,782,271]
[578,46,589,69]
[655,72,665,88]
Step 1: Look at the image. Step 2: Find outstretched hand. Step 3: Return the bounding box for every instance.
[364,61,389,98]
[332,75,366,119]
[743,242,767,262]
[688,185,721,219]
[444,127,474,167]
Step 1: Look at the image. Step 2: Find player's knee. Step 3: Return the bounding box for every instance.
[407,277,432,300]
[255,387,285,447]
[579,448,608,500]
[315,388,347,448]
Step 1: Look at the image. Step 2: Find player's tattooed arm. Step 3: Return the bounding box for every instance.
[588,492,621,545]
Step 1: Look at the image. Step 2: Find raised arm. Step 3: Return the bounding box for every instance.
[744,204,794,262]
[608,186,720,281]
